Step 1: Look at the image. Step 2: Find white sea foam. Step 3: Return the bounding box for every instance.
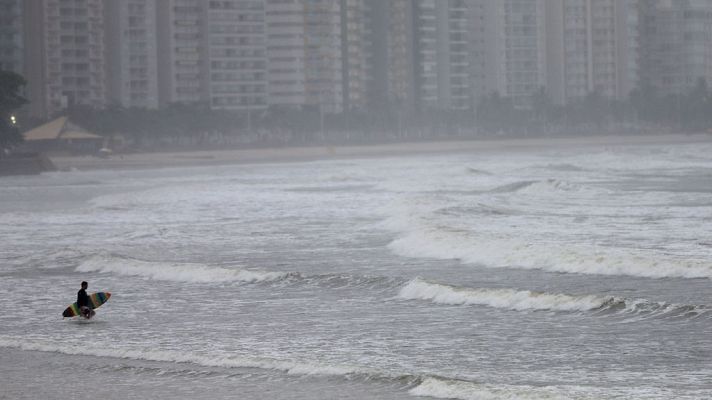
[0,337,362,377]
[388,225,712,280]
[409,377,575,400]
[409,374,709,400]
[398,278,612,312]
[88,182,246,211]
[77,254,291,283]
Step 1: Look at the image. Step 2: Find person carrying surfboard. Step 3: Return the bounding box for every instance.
[62,285,110,319]
[77,281,94,319]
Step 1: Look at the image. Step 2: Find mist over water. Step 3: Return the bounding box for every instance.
[1,142,712,399]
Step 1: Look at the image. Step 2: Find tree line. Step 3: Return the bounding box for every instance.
[3,71,712,153]
[67,77,712,150]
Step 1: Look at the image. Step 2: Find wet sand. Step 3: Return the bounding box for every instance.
[49,133,712,171]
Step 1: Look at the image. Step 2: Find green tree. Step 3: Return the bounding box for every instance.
[0,70,28,152]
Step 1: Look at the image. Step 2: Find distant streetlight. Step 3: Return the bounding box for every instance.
[10,115,16,125]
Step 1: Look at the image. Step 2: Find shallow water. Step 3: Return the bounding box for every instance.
[1,142,711,399]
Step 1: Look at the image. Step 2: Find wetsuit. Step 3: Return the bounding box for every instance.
[77,288,91,318]
[77,288,89,308]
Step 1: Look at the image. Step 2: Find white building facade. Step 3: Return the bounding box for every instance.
[265,0,344,113]
[206,0,268,111]
[25,0,106,118]
[545,0,639,105]
[105,0,159,109]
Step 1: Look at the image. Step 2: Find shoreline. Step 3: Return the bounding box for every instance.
[49,132,712,172]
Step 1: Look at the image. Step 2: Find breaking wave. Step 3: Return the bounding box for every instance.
[77,254,293,284]
[398,278,612,312]
[0,337,370,378]
[465,167,493,176]
[398,279,711,319]
[487,180,537,193]
[409,377,572,400]
[486,179,590,195]
[518,178,589,194]
[387,223,712,280]
[75,254,402,290]
[0,337,612,400]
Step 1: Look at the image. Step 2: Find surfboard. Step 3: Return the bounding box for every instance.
[62,292,111,318]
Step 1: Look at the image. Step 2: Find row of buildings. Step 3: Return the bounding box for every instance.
[1,0,711,120]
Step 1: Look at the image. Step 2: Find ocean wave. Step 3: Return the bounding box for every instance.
[75,254,404,290]
[487,180,537,193]
[410,377,574,400]
[397,278,613,312]
[388,226,712,280]
[435,204,519,217]
[397,279,711,319]
[465,167,493,176]
[0,337,699,399]
[77,254,294,284]
[301,273,402,291]
[88,183,243,211]
[0,338,594,399]
[486,179,590,195]
[539,163,586,172]
[519,178,587,194]
[285,184,375,193]
[4,247,88,270]
[0,337,369,378]
[603,299,711,320]
[408,374,711,400]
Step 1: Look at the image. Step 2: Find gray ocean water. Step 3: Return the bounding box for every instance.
[1,142,711,399]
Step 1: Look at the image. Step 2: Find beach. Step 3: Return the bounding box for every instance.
[49,132,712,171]
[2,132,711,399]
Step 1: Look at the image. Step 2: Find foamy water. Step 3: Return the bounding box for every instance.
[2,141,712,399]
[77,254,293,284]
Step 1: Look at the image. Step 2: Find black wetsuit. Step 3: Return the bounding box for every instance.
[77,288,89,308]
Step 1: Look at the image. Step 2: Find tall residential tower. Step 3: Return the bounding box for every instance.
[24,0,106,118]
[105,0,159,109]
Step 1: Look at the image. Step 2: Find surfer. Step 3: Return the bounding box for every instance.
[77,281,93,319]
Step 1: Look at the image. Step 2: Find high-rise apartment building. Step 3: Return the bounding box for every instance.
[545,0,638,105]
[156,0,206,106]
[265,0,344,113]
[205,0,268,111]
[639,0,712,96]
[340,0,368,112]
[105,0,159,109]
[466,1,487,109]
[363,0,416,113]
[385,0,417,111]
[412,0,438,109]
[0,0,23,73]
[411,0,474,111]
[23,0,106,118]
[442,0,472,110]
[482,0,548,108]
[13,0,691,119]
[157,0,270,111]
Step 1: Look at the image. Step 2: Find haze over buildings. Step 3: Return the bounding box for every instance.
[4,0,712,120]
